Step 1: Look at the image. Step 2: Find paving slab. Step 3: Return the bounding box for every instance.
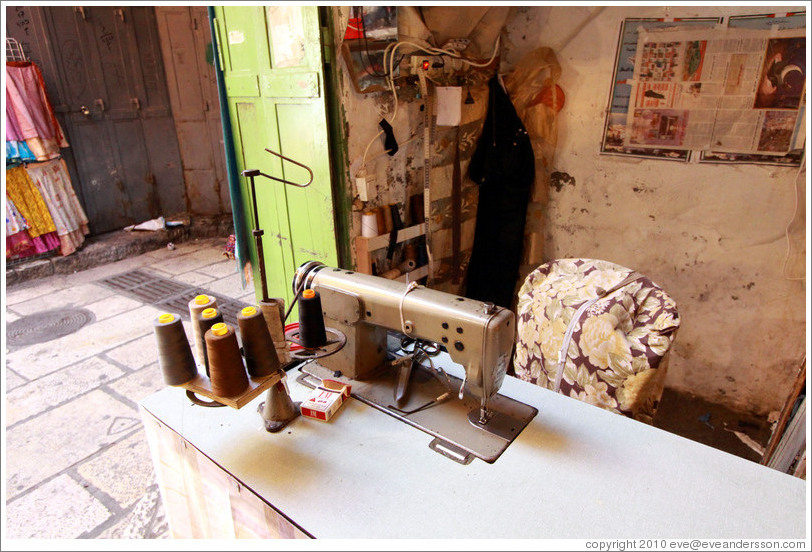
[4,367,28,391]
[197,259,241,279]
[6,305,164,380]
[149,246,231,276]
[107,364,168,406]
[97,484,169,539]
[5,310,21,324]
[105,335,166,371]
[9,282,115,316]
[5,277,69,307]
[78,254,173,283]
[239,289,260,304]
[4,474,111,539]
[77,429,157,510]
[140,238,219,262]
[6,389,140,500]
[167,270,216,288]
[201,271,250,300]
[84,294,146,322]
[5,356,124,427]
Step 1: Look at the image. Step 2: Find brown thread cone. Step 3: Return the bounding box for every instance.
[205,324,248,397]
[237,307,280,377]
[153,314,197,385]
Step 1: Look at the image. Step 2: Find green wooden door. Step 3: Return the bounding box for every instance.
[212,5,338,310]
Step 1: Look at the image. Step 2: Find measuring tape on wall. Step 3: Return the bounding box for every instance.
[422,83,435,284]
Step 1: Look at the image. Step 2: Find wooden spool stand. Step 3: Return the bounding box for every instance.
[178,369,284,409]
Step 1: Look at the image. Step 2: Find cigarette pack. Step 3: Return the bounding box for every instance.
[300,380,351,422]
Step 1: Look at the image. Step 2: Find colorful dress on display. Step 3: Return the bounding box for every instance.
[5,166,60,258]
[6,61,69,161]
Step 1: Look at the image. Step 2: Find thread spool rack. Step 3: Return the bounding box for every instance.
[354,222,427,281]
[179,369,284,409]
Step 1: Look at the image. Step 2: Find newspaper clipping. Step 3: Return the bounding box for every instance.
[625,26,806,155]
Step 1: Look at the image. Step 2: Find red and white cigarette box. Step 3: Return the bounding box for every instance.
[300,380,351,422]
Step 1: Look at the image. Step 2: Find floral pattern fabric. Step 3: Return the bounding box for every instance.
[513,258,680,423]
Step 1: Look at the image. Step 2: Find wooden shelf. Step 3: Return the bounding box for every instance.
[355,222,426,276]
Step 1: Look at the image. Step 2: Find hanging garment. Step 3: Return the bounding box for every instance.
[6,86,37,164]
[26,159,90,256]
[6,196,30,235]
[6,88,25,141]
[6,230,36,260]
[6,198,37,260]
[465,76,535,309]
[6,141,37,165]
[5,166,57,238]
[6,62,68,161]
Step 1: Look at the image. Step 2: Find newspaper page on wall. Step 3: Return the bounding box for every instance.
[601,17,721,162]
[624,26,806,156]
[701,11,806,165]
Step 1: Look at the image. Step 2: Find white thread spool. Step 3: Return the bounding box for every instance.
[361,210,379,237]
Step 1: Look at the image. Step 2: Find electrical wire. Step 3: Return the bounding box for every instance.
[781,151,806,281]
[359,35,502,174]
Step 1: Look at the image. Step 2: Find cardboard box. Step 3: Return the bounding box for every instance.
[300,380,351,422]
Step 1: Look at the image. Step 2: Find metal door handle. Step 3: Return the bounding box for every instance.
[80,105,90,116]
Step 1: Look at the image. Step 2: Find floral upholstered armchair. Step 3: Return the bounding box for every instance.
[513,258,680,423]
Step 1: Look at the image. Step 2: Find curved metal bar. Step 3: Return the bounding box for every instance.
[260,147,314,187]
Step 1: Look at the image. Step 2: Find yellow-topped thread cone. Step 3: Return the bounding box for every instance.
[194,294,210,305]
[212,322,228,336]
[202,308,218,319]
[241,306,257,316]
[158,313,175,324]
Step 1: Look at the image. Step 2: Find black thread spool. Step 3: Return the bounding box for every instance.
[196,307,224,377]
[205,322,249,397]
[297,289,327,348]
[189,294,217,367]
[237,306,279,378]
[153,313,198,386]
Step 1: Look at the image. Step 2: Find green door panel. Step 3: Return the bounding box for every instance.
[214,5,338,316]
[259,73,320,98]
[226,75,260,97]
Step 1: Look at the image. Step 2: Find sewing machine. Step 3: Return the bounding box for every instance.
[291,261,537,464]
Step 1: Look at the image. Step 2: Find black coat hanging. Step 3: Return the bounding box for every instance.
[465,75,535,309]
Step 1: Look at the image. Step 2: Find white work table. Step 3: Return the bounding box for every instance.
[140,357,807,539]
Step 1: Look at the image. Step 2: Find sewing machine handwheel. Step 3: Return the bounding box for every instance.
[285,327,346,361]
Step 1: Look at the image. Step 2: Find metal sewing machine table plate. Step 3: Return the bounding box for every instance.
[297,341,537,464]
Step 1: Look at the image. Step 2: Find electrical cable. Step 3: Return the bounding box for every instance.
[781,151,806,281]
[358,35,502,177]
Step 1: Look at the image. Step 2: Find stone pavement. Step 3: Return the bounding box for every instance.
[4,236,254,539]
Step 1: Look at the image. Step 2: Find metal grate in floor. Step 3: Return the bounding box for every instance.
[7,308,95,348]
[98,269,248,328]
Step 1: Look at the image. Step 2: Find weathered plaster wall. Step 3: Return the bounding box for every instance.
[502,5,807,416]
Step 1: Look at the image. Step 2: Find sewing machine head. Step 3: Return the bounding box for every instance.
[292,261,536,464]
[293,261,514,412]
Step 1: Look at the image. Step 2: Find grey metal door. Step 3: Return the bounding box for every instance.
[5,6,185,234]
